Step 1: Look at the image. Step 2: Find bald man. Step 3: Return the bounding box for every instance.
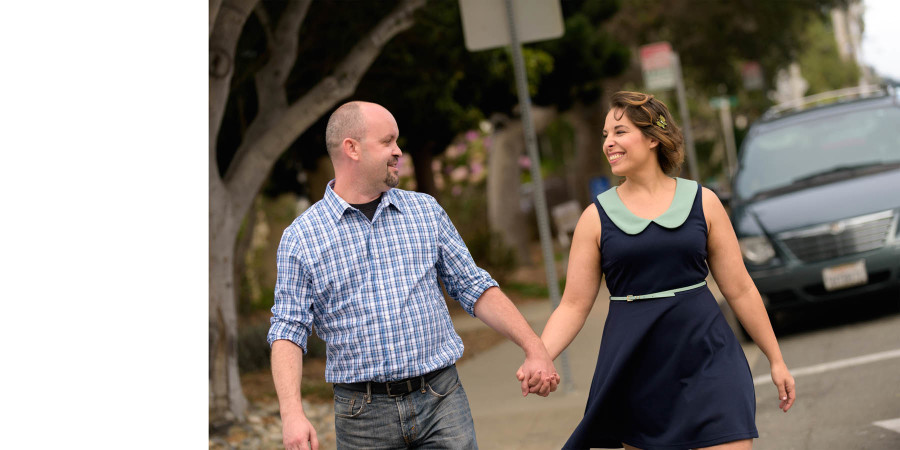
[268,101,558,449]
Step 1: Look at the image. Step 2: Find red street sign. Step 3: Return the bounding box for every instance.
[640,41,676,90]
[640,42,674,71]
[742,61,764,91]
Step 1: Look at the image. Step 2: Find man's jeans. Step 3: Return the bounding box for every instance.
[333,365,478,449]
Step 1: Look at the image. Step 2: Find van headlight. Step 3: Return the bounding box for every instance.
[739,236,776,265]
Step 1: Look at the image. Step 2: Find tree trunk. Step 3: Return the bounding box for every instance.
[485,107,557,265]
[487,115,530,265]
[208,0,427,425]
[209,181,248,426]
[411,141,438,200]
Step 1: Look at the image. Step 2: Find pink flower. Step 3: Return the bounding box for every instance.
[465,130,479,142]
[470,162,483,177]
[519,155,532,170]
[450,166,469,182]
[452,185,463,196]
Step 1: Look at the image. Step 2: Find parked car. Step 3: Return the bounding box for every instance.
[729,84,900,329]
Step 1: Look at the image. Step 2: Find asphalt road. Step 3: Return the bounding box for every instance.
[736,294,900,450]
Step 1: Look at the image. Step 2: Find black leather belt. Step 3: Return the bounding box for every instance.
[335,365,453,397]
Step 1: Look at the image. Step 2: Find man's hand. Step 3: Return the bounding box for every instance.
[515,356,560,397]
[282,411,319,450]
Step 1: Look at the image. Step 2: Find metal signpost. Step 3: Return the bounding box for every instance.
[459,0,573,391]
[640,42,699,181]
[709,96,739,179]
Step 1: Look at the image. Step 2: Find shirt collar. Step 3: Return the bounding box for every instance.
[322,180,406,222]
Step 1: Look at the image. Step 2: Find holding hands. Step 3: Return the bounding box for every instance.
[515,356,560,397]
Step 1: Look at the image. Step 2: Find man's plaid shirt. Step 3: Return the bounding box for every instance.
[268,181,498,383]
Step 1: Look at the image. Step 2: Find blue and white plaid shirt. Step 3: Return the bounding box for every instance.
[268,181,498,383]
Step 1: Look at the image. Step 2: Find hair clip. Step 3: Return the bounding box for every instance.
[655,116,667,129]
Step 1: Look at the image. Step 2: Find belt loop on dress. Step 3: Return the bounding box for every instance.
[365,381,372,404]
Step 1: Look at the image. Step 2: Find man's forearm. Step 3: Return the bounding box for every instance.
[271,340,306,418]
[473,287,546,356]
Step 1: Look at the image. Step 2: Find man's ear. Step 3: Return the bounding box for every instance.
[343,138,361,161]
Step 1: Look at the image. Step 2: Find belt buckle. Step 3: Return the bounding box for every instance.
[626,294,634,302]
[386,379,413,397]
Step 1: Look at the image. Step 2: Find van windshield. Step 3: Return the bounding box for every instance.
[735,106,900,201]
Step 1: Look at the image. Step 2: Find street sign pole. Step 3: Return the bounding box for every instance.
[641,42,698,181]
[673,54,699,181]
[712,97,739,180]
[503,0,573,392]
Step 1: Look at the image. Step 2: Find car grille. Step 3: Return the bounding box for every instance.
[777,210,896,263]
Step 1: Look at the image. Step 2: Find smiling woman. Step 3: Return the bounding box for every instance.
[530,91,796,449]
[602,92,684,179]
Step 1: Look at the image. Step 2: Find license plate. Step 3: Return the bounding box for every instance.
[822,260,868,291]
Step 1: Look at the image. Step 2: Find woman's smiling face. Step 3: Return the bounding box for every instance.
[602,108,659,176]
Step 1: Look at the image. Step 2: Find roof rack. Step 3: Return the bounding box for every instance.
[763,84,893,119]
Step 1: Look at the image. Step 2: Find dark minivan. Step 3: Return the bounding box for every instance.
[730,84,900,326]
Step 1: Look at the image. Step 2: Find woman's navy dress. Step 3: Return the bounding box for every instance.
[563,178,758,450]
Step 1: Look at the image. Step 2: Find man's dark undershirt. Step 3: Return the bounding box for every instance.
[349,194,382,221]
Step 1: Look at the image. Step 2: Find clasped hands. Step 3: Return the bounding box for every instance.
[515,359,561,397]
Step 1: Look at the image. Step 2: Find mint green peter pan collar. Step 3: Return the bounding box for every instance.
[596,177,698,235]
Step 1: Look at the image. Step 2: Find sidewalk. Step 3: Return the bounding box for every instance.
[455,281,612,450]
[455,276,742,450]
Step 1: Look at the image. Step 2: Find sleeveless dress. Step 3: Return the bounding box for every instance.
[563,178,758,450]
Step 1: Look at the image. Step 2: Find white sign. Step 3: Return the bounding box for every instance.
[459,0,564,51]
[640,42,676,90]
[742,61,764,91]
[822,259,868,291]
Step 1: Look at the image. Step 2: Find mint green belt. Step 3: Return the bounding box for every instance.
[610,281,707,302]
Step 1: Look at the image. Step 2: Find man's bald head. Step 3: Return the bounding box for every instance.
[325,101,369,158]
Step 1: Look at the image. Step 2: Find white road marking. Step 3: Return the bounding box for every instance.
[752,348,900,386]
[873,417,900,434]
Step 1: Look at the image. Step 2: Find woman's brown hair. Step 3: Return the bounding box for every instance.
[609,91,685,176]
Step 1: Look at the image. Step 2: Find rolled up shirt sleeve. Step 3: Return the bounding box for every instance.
[267,227,314,353]
[434,202,498,317]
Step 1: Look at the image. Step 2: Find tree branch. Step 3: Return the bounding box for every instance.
[224,0,426,220]
[254,0,312,113]
[252,2,275,46]
[210,0,261,180]
[210,0,223,38]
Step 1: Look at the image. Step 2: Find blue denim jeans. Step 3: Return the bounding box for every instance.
[333,365,478,449]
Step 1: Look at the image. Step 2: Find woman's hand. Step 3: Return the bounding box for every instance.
[771,361,796,412]
[516,364,560,397]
